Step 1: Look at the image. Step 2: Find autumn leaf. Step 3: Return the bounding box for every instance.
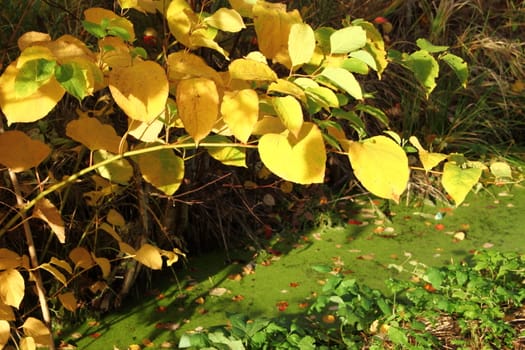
[0,130,51,172]
[69,247,95,270]
[66,115,126,153]
[58,292,77,312]
[0,320,9,348]
[23,317,52,347]
[442,161,482,206]
[0,269,25,308]
[221,89,259,143]
[33,198,65,243]
[134,244,163,270]
[135,146,185,195]
[204,8,245,32]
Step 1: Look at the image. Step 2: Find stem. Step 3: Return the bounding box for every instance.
[7,170,55,350]
[0,141,256,238]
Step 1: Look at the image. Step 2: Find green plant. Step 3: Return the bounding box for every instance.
[0,1,482,348]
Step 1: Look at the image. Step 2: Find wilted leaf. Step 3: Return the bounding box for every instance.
[0,269,25,308]
[66,115,126,153]
[135,147,185,195]
[272,96,303,139]
[442,162,482,206]
[176,77,219,144]
[0,130,51,172]
[221,89,259,143]
[22,317,52,347]
[135,244,163,270]
[409,136,447,171]
[228,58,278,81]
[109,61,168,123]
[330,26,367,54]
[204,8,245,32]
[319,67,363,100]
[347,135,409,203]
[93,149,133,185]
[0,248,23,270]
[58,292,77,312]
[69,247,95,270]
[258,122,326,184]
[288,23,315,67]
[33,198,65,243]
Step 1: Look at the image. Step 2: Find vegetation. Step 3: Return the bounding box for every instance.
[0,0,523,349]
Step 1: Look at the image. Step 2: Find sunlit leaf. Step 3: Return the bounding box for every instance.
[409,136,447,171]
[166,0,194,48]
[228,0,256,17]
[347,135,409,203]
[221,89,258,143]
[404,50,439,98]
[189,29,229,58]
[442,162,482,206]
[268,79,307,104]
[109,61,168,123]
[0,249,23,270]
[330,26,366,54]
[416,38,449,53]
[228,58,278,81]
[167,51,223,87]
[258,122,326,184]
[38,262,67,286]
[319,67,363,100]
[355,104,389,127]
[0,269,24,308]
[176,77,219,144]
[304,86,339,110]
[441,53,468,88]
[69,247,95,270]
[349,50,377,71]
[288,23,315,68]
[54,61,91,101]
[0,320,9,348]
[272,96,303,138]
[20,336,36,350]
[33,198,65,244]
[490,161,512,179]
[17,31,51,51]
[0,301,15,321]
[134,244,163,270]
[22,317,52,347]
[352,19,388,77]
[161,248,186,267]
[252,116,286,135]
[0,62,65,125]
[0,130,51,172]
[93,149,133,185]
[204,8,245,32]
[98,36,132,68]
[135,147,185,195]
[66,116,126,154]
[84,7,135,42]
[58,292,77,312]
[15,58,56,98]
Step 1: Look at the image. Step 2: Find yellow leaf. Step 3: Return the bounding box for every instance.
[17,31,51,51]
[221,89,259,143]
[69,247,95,270]
[288,23,315,67]
[37,35,96,64]
[118,0,162,13]
[16,46,55,69]
[93,255,111,279]
[167,51,223,87]
[100,222,123,242]
[347,135,409,203]
[409,136,447,172]
[442,162,482,206]
[84,7,135,42]
[98,36,133,68]
[0,62,65,125]
[135,147,185,195]
[20,336,36,350]
[0,301,15,321]
[134,244,163,270]
[119,241,136,256]
[252,116,286,135]
[49,257,72,274]
[228,58,278,81]
[66,115,126,153]
[176,77,219,144]
[109,61,169,123]
[268,79,307,104]
[253,2,302,67]
[0,249,23,270]
[0,320,10,348]
[0,269,25,308]
[58,292,77,312]
[161,248,186,267]
[33,198,65,244]
[93,149,134,185]
[228,0,255,17]
[166,0,195,48]
[207,140,247,167]
[22,317,52,347]
[204,8,245,32]
[38,263,67,286]
[107,209,125,227]
[128,118,164,142]
[258,122,326,184]
[189,29,230,58]
[272,96,303,139]
[0,131,51,172]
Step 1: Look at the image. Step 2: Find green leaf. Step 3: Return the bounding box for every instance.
[388,326,409,346]
[82,21,107,38]
[355,104,389,127]
[440,53,468,88]
[349,49,377,71]
[404,50,439,98]
[288,23,315,67]
[424,267,444,288]
[205,136,247,167]
[15,59,56,98]
[332,109,366,139]
[416,38,449,53]
[314,27,334,54]
[272,96,303,138]
[341,58,369,74]
[93,149,133,185]
[442,161,482,206]
[319,67,363,100]
[304,86,339,110]
[329,26,367,54]
[107,25,131,41]
[55,62,89,101]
